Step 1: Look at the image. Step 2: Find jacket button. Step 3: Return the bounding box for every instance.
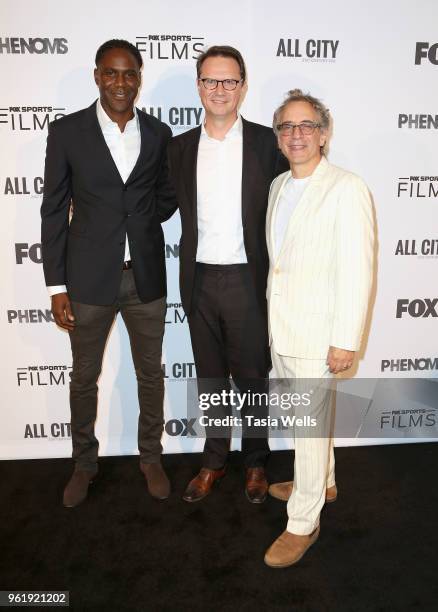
[274,267,280,274]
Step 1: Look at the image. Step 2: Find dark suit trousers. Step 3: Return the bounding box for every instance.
[68,269,166,470]
[188,263,270,470]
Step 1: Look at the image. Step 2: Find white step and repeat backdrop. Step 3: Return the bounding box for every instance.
[1,0,437,460]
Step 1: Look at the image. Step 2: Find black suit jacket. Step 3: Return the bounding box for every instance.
[41,101,177,305]
[167,117,288,315]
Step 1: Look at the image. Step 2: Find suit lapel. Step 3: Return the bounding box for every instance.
[268,171,291,262]
[274,157,330,263]
[241,118,259,226]
[81,102,158,186]
[181,126,201,235]
[80,101,124,184]
[126,109,156,185]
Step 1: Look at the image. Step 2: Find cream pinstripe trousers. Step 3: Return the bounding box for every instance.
[271,346,336,535]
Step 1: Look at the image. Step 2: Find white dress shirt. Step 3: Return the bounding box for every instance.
[47,99,141,296]
[274,175,310,260]
[196,115,247,264]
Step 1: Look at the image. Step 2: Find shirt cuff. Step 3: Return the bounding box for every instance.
[47,285,67,297]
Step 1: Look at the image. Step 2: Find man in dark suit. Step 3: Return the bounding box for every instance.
[41,39,177,507]
[168,46,287,503]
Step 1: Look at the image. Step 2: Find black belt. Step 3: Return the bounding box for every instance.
[196,262,248,272]
[123,260,132,270]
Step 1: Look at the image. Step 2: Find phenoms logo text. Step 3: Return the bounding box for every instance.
[0,37,68,54]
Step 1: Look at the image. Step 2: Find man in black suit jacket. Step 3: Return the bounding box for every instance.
[168,46,287,504]
[41,39,177,507]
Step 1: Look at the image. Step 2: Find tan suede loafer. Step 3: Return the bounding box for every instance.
[264,526,320,568]
[268,481,337,503]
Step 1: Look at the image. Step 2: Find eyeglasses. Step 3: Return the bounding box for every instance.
[199,78,242,91]
[276,121,321,136]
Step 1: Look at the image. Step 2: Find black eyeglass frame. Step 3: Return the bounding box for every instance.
[276,121,322,135]
[198,78,242,91]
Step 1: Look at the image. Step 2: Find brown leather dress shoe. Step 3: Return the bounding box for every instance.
[63,468,98,508]
[182,467,225,502]
[245,467,268,503]
[264,526,320,568]
[268,480,338,503]
[140,461,170,500]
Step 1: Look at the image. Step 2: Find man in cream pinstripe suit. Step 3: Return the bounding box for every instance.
[264,89,374,567]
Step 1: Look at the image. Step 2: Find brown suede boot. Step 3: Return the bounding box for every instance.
[63,468,98,508]
[140,461,170,499]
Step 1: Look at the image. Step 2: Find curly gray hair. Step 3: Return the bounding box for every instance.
[273,89,331,153]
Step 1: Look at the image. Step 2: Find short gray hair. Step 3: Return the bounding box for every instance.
[273,89,331,136]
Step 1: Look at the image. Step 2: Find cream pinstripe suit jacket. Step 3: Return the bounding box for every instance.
[266,156,374,359]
